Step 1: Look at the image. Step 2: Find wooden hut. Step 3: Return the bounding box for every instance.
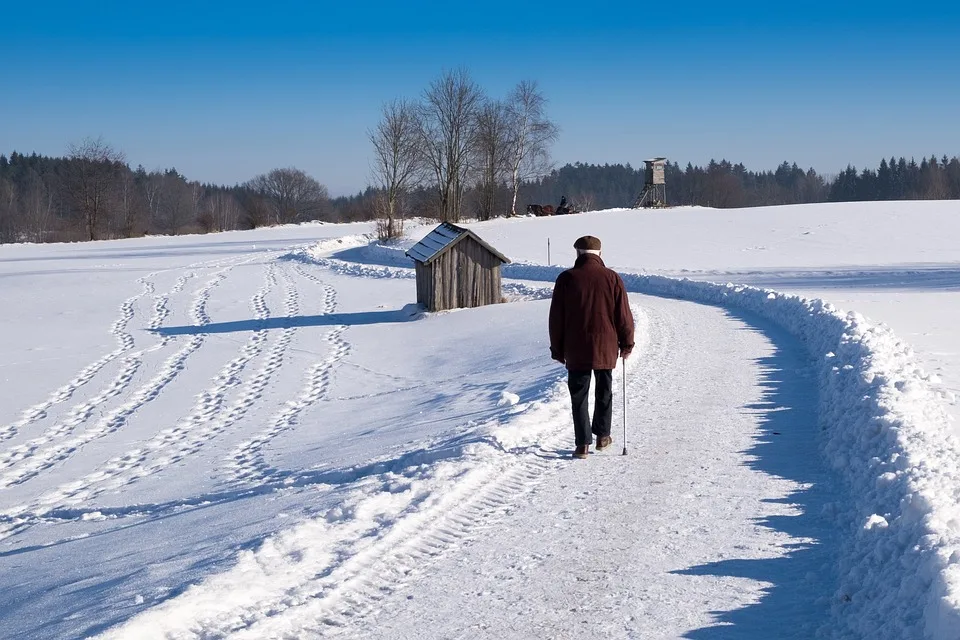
[405,222,510,312]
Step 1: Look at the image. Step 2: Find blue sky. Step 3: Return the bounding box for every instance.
[2,1,959,196]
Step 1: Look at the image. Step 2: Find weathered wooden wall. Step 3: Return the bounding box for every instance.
[645,161,666,185]
[415,261,433,308]
[418,236,502,311]
[652,163,665,184]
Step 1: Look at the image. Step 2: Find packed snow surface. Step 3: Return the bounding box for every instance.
[2,202,960,638]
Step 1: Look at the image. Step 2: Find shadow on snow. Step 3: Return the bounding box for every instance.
[152,305,423,336]
[0,347,564,639]
[683,264,960,291]
[672,308,840,639]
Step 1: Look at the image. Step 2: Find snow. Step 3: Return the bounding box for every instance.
[2,203,960,638]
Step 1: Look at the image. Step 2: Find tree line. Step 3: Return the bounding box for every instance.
[0,68,559,244]
[2,83,958,245]
[516,156,960,211]
[0,139,333,244]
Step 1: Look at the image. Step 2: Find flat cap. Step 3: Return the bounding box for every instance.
[573,235,601,251]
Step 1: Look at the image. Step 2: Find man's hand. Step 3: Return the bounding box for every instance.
[620,349,632,361]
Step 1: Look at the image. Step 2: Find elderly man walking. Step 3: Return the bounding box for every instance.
[549,235,635,459]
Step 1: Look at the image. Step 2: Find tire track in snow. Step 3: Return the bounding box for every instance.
[98,308,647,640]
[0,258,248,498]
[99,386,584,640]
[285,303,657,637]
[243,456,560,638]
[221,303,656,638]
[91,279,621,639]
[225,263,350,486]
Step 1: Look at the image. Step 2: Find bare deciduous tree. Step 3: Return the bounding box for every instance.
[506,81,559,216]
[240,191,271,228]
[417,69,485,222]
[113,169,145,238]
[369,99,421,240]
[246,167,329,225]
[144,170,193,235]
[570,191,595,213]
[22,169,55,242]
[141,171,163,229]
[473,100,512,221]
[66,137,126,240]
[163,171,196,235]
[0,177,19,243]
[201,190,241,232]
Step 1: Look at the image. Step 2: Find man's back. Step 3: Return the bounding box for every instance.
[549,253,634,371]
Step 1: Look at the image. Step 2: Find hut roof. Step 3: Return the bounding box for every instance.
[406,222,510,266]
[644,157,667,163]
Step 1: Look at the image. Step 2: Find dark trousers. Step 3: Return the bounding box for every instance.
[567,369,613,446]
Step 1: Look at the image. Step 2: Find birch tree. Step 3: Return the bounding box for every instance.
[0,177,18,243]
[369,98,420,240]
[203,189,241,232]
[22,169,55,242]
[417,69,484,222]
[506,80,559,216]
[113,169,145,238]
[473,99,511,221]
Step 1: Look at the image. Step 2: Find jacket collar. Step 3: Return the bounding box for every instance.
[574,253,605,268]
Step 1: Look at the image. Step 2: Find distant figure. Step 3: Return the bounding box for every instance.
[559,195,567,209]
[549,235,635,459]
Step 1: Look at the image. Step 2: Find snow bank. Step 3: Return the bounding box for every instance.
[309,239,960,637]
[624,276,960,639]
[503,260,960,639]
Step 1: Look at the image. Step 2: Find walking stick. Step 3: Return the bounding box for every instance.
[621,357,628,456]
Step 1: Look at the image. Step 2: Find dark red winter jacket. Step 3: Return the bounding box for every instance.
[549,253,635,371]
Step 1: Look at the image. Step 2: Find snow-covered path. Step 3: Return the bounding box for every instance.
[294,297,841,640]
[8,209,960,638]
[0,228,844,638]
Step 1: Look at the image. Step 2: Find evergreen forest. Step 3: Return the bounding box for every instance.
[1,148,958,245]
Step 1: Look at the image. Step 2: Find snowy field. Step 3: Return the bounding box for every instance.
[2,202,960,638]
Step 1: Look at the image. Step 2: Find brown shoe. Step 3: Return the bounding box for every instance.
[596,436,612,451]
[573,445,589,459]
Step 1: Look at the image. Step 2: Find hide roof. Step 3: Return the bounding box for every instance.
[405,222,510,265]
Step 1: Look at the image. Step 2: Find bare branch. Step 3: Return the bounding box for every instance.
[369,98,421,235]
[245,168,330,225]
[505,81,559,216]
[66,136,126,240]
[416,68,485,222]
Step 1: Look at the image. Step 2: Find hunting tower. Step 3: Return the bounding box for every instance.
[633,157,667,208]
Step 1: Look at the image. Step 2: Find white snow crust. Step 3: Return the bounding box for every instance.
[2,203,960,638]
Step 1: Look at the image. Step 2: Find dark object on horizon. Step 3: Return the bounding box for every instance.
[527,201,578,216]
[527,203,556,216]
[405,222,510,312]
[633,157,667,208]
